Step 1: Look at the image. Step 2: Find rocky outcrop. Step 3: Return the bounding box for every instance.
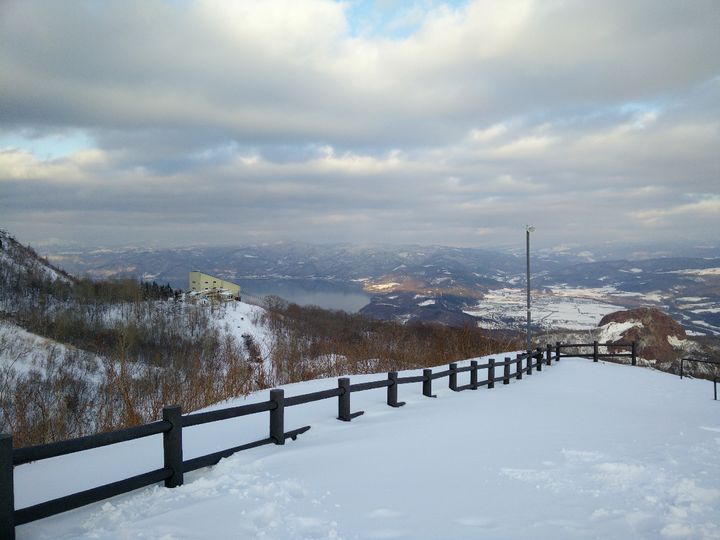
[598,307,686,365]
[596,307,720,379]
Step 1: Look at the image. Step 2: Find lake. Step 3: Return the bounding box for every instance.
[239,278,372,313]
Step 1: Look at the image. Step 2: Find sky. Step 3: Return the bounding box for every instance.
[1,0,719,250]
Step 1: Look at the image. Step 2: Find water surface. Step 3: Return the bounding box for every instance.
[239,279,372,312]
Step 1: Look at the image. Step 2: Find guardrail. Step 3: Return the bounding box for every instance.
[0,341,631,539]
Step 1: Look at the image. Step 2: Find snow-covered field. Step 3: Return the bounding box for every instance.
[463,284,720,336]
[13,358,720,540]
[465,287,623,330]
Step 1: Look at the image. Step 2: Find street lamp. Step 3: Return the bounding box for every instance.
[526,224,535,352]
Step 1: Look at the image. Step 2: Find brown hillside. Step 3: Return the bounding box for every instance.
[599,307,686,363]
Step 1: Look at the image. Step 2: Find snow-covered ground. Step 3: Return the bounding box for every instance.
[13,357,720,540]
[217,300,270,343]
[0,320,73,375]
[465,287,623,330]
[463,284,720,336]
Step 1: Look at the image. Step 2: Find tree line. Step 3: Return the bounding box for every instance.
[257,296,518,386]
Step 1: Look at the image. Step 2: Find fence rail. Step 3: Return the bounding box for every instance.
[0,341,642,539]
[679,357,720,380]
[556,340,637,365]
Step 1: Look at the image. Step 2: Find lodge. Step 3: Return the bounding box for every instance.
[188,271,241,301]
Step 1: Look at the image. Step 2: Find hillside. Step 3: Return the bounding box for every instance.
[0,229,73,286]
[1,230,517,447]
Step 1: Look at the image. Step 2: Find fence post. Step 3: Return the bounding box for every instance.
[449,363,458,391]
[162,405,184,488]
[488,359,495,389]
[270,389,285,445]
[338,378,351,421]
[556,342,561,362]
[593,340,599,362]
[423,369,435,398]
[1,434,14,540]
[536,347,542,372]
[546,345,551,366]
[516,353,522,380]
[503,358,511,385]
[527,353,532,375]
[631,341,637,366]
[387,372,405,407]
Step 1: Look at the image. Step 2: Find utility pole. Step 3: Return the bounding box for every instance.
[526,224,535,352]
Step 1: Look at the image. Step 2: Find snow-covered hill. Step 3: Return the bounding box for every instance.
[14,357,720,540]
[0,229,72,287]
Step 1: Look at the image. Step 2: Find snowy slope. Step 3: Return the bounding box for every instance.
[13,358,720,540]
[217,300,272,357]
[0,319,74,376]
[0,229,72,286]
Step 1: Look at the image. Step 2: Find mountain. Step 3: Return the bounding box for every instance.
[540,257,720,294]
[42,242,527,287]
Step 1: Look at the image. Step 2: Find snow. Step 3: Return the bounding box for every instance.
[13,358,720,540]
[596,320,640,343]
[693,308,720,314]
[0,320,101,379]
[218,301,273,362]
[643,291,665,302]
[668,268,720,276]
[366,282,400,291]
[466,287,622,330]
[0,230,70,286]
[667,335,689,349]
[0,320,61,373]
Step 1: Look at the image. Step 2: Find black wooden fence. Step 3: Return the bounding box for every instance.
[0,342,636,540]
[556,340,638,365]
[679,357,720,379]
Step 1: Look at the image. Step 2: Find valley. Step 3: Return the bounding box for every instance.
[39,240,720,335]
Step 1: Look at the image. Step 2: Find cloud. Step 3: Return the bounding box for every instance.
[0,0,719,249]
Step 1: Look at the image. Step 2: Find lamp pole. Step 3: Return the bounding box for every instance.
[526,224,535,352]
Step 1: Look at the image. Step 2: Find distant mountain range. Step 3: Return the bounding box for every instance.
[38,240,720,335]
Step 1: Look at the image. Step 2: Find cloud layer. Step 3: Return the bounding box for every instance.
[1,0,719,249]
